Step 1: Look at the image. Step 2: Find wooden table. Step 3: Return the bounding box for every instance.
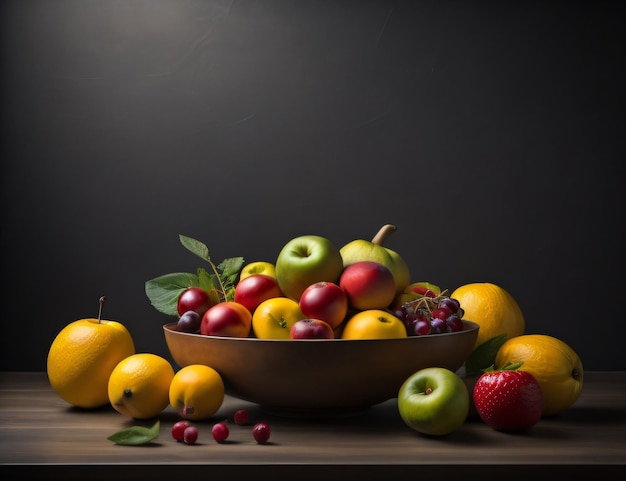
[1,371,624,480]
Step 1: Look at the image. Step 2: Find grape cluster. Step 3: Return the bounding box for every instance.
[394,290,465,336]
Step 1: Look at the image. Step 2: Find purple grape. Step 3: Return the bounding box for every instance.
[432,308,452,320]
[430,317,447,334]
[446,315,464,332]
[414,319,431,336]
[177,310,202,333]
[441,298,461,313]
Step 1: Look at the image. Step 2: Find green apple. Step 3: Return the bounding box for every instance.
[240,261,276,281]
[397,367,469,436]
[275,235,344,301]
[340,224,410,295]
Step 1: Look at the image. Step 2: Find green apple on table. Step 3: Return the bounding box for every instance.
[275,234,344,301]
[397,367,469,436]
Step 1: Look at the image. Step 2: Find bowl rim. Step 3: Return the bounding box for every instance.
[163,319,480,342]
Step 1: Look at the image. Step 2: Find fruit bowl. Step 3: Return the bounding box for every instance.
[163,320,479,417]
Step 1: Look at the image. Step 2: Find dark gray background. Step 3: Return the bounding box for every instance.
[1,0,624,372]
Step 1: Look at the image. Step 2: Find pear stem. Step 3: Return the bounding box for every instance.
[371,224,397,246]
[98,296,106,324]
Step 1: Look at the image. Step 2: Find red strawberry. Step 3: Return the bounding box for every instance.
[473,365,543,432]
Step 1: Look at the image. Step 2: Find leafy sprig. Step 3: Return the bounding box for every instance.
[464,333,509,376]
[144,235,244,317]
[107,420,160,446]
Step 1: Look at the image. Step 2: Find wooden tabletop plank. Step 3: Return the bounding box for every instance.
[1,371,625,479]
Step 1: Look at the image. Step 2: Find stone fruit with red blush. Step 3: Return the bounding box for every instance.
[200,301,252,338]
[339,261,396,310]
[234,274,283,314]
[290,318,335,339]
[177,287,213,317]
[298,281,348,329]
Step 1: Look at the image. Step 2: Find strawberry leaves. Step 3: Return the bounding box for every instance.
[464,333,508,376]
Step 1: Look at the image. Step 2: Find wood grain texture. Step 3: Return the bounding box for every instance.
[1,372,625,480]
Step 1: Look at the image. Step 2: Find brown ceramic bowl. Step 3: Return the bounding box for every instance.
[163,320,479,417]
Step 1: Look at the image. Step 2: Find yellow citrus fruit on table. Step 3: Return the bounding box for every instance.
[341,309,407,340]
[495,334,583,417]
[108,353,175,420]
[46,318,135,409]
[169,364,225,420]
[450,282,525,349]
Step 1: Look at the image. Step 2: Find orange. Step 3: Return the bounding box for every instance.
[252,297,306,339]
[107,353,175,420]
[169,364,225,420]
[341,309,407,340]
[450,282,525,349]
[495,334,583,416]
[47,318,135,409]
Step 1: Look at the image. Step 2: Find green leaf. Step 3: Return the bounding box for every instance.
[145,235,246,309]
[145,272,199,316]
[500,361,524,371]
[197,267,217,292]
[464,333,508,376]
[217,257,245,301]
[107,420,160,446]
[179,234,211,262]
[218,257,245,278]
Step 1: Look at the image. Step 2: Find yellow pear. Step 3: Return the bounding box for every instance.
[339,224,410,295]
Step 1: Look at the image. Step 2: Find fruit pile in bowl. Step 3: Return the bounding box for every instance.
[149,225,480,416]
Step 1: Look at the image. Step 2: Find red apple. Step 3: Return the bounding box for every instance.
[200,301,252,338]
[290,318,335,339]
[234,274,283,314]
[177,287,213,317]
[298,281,348,329]
[339,261,396,310]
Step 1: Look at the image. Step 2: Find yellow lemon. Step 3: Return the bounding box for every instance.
[495,334,583,417]
[108,353,175,420]
[341,309,407,340]
[240,261,276,280]
[450,282,525,349]
[47,318,135,409]
[169,364,225,420]
[252,297,306,339]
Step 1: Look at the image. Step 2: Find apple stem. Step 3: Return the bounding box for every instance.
[371,224,397,246]
[98,296,105,324]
